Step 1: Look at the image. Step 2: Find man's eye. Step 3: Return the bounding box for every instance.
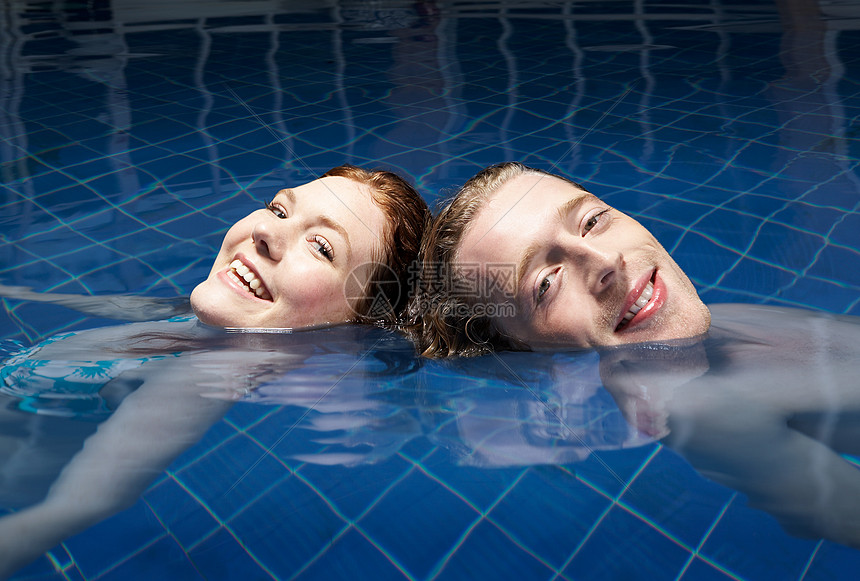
[267,202,287,219]
[583,209,610,234]
[537,271,557,302]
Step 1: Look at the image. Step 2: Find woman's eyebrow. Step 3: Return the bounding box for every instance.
[286,187,353,262]
[318,214,352,261]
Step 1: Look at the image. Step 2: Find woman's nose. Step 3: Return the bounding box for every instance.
[252,219,285,262]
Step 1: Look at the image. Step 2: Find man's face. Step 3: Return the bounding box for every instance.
[456,173,711,349]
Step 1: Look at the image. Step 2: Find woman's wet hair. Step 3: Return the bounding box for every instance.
[323,164,430,326]
[407,162,582,358]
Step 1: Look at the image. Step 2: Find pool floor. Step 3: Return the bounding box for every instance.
[2,1,860,579]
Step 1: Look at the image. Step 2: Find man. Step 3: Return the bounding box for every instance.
[411,162,710,357]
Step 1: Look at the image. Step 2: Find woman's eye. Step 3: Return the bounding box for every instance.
[537,271,557,302]
[583,209,610,234]
[267,202,287,219]
[310,235,334,262]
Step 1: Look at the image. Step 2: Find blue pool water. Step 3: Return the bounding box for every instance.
[2,1,860,579]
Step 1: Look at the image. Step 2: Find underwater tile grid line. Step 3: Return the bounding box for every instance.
[2,0,860,580]
[9,404,860,581]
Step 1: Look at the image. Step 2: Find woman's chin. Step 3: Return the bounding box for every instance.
[189,282,233,328]
[190,303,225,328]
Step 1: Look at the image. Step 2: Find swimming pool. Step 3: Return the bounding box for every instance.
[2,0,859,579]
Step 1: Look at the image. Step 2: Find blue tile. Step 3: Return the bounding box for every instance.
[359,470,479,579]
[225,474,348,578]
[564,504,691,581]
[678,557,745,581]
[8,553,65,581]
[622,448,734,549]
[830,212,860,249]
[63,502,168,579]
[412,449,528,514]
[776,278,860,314]
[188,527,270,580]
[433,519,555,580]
[717,257,800,295]
[574,445,661,499]
[802,542,860,580]
[293,528,409,581]
[294,457,414,522]
[143,477,222,551]
[97,536,203,581]
[700,499,819,581]
[671,234,743,287]
[747,221,826,272]
[174,433,290,522]
[807,246,860,288]
[488,466,612,568]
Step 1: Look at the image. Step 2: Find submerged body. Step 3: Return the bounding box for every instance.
[0,317,306,575]
[1,303,859,576]
[598,303,860,547]
[0,165,429,577]
[0,316,421,576]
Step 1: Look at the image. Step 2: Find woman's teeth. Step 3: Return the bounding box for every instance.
[621,280,654,324]
[229,260,272,300]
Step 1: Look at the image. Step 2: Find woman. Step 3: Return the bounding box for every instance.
[2,164,428,416]
[0,164,428,576]
[2,164,427,329]
[192,164,428,329]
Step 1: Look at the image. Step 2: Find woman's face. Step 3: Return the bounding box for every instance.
[191,176,387,328]
[456,173,711,349]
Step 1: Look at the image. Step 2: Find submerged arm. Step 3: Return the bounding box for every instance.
[0,360,233,577]
[665,396,860,547]
[0,283,191,321]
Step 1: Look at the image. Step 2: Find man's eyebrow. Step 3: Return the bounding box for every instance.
[556,191,591,222]
[516,242,541,298]
[515,192,590,296]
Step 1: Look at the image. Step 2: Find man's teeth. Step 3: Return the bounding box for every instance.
[229,260,270,299]
[622,280,654,322]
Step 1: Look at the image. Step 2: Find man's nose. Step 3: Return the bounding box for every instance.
[579,241,624,295]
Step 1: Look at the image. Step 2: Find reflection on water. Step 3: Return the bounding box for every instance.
[257,305,860,550]
[3,0,860,578]
[2,304,859,577]
[0,322,422,574]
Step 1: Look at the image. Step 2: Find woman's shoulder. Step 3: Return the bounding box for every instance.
[14,316,203,361]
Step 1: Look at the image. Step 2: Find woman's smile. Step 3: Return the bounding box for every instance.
[224,257,272,301]
[190,176,387,329]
